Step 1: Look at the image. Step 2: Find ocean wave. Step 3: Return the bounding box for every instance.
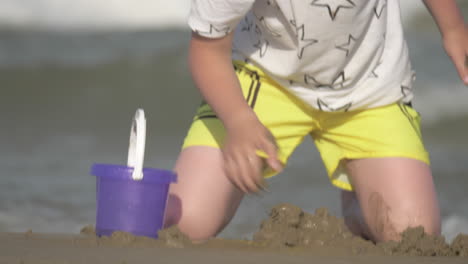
[442,215,468,243]
[0,0,424,31]
[0,0,191,30]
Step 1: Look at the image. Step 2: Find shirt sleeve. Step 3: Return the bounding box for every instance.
[188,0,255,38]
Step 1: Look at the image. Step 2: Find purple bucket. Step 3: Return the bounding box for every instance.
[90,163,177,238]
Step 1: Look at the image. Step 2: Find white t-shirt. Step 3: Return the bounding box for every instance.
[188,0,414,111]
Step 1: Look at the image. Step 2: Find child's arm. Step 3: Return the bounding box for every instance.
[423,0,467,84]
[189,32,283,193]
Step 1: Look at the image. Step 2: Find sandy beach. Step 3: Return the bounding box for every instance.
[1,232,466,264]
[1,204,467,264]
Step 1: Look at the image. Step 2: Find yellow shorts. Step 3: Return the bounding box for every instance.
[182,61,430,191]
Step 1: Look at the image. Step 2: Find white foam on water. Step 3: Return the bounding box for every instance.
[415,81,468,125]
[0,0,191,30]
[0,0,423,30]
[0,207,87,234]
[442,215,468,243]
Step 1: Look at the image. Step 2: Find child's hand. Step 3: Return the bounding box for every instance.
[222,114,283,193]
[442,24,468,85]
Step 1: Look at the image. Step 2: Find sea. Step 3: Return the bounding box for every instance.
[0,0,467,242]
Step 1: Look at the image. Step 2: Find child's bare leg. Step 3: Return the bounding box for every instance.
[342,157,441,242]
[164,146,245,241]
[341,190,371,239]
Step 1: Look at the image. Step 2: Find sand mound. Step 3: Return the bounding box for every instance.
[81,203,468,257]
[252,203,468,257]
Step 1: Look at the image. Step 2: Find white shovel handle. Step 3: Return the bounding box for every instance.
[127,108,146,180]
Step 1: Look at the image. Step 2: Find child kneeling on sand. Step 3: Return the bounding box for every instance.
[164,0,468,242]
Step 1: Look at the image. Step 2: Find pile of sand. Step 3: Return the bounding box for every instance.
[79,203,468,257]
[3,203,467,264]
[251,203,468,257]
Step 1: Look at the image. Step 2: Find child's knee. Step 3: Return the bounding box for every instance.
[372,216,441,242]
[176,209,228,241]
[366,192,441,242]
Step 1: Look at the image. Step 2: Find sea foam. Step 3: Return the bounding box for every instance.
[0,0,423,31]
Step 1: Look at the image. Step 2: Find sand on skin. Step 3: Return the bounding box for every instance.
[1,203,467,264]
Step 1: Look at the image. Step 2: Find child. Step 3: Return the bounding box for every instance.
[164,0,467,242]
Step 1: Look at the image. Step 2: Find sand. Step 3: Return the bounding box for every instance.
[1,203,467,264]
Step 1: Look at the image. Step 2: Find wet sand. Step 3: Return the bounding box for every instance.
[1,203,467,264]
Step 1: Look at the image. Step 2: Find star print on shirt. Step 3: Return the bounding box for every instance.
[317,98,352,112]
[267,0,281,10]
[254,39,270,58]
[195,24,230,36]
[296,25,318,59]
[310,0,356,21]
[374,0,387,19]
[401,72,415,99]
[401,85,411,99]
[288,0,299,30]
[257,16,282,37]
[370,60,382,78]
[304,71,346,90]
[241,17,254,32]
[251,23,270,58]
[336,34,358,57]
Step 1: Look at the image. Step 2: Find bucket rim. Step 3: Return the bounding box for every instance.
[90,163,177,183]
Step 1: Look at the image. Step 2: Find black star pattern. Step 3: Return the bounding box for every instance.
[304,75,326,87]
[370,60,382,78]
[401,85,411,99]
[254,39,270,58]
[195,24,230,36]
[241,17,254,32]
[258,16,282,37]
[251,22,270,58]
[317,98,352,112]
[296,25,318,59]
[304,71,346,90]
[288,0,298,30]
[310,0,356,21]
[374,0,387,19]
[336,34,358,57]
[267,0,281,10]
[255,24,262,35]
[401,71,416,99]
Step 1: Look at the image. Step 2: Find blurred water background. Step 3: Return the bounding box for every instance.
[0,0,467,242]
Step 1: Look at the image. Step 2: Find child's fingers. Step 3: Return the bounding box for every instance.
[245,153,267,192]
[443,32,468,85]
[453,57,468,85]
[257,143,283,172]
[224,155,247,193]
[224,149,265,194]
[450,52,468,85]
[464,53,468,85]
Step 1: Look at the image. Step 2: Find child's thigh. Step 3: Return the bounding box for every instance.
[345,157,441,240]
[165,146,244,238]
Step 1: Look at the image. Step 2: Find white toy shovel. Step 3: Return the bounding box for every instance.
[127,108,146,180]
